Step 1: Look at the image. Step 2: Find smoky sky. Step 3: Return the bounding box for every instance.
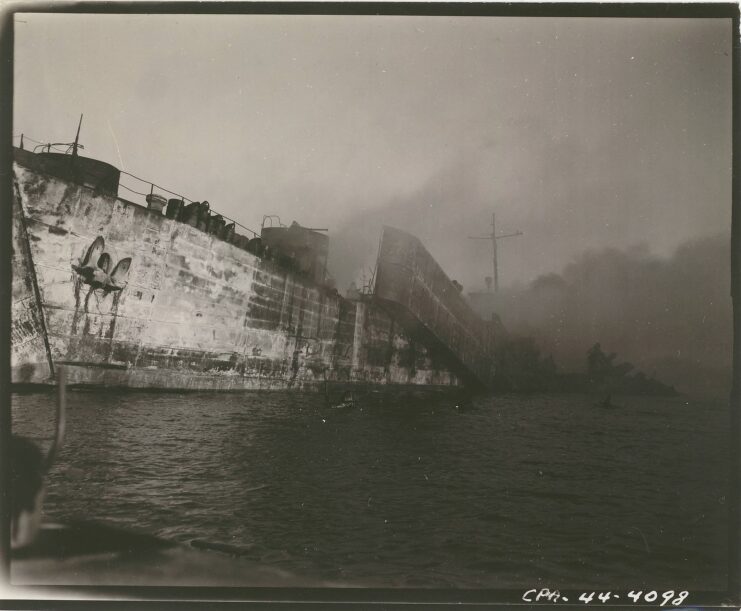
[489,233,732,398]
[13,14,731,291]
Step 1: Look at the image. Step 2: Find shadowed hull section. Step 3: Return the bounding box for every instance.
[374,226,495,388]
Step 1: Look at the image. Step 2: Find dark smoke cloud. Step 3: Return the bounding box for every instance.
[325,153,731,399]
[327,146,496,291]
[488,234,732,398]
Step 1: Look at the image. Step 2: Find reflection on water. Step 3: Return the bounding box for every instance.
[12,390,729,589]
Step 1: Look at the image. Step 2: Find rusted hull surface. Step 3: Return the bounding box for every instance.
[374,226,494,387]
[11,161,461,391]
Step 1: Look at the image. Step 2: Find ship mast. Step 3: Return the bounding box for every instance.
[72,114,82,160]
[69,113,83,169]
[469,212,522,292]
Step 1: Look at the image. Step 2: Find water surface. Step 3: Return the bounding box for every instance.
[12,390,729,589]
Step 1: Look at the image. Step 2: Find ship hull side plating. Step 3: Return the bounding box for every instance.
[374,226,495,387]
[11,186,53,384]
[11,161,462,391]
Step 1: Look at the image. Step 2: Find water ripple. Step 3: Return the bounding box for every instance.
[11,390,728,589]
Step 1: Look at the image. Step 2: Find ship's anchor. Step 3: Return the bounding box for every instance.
[72,236,131,292]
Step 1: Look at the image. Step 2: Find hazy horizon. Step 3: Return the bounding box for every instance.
[486,231,732,397]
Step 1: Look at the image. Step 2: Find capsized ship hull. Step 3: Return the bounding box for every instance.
[11,148,493,392]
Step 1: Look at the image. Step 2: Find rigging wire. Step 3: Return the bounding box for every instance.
[13,134,45,145]
[16,132,260,238]
[118,183,151,198]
